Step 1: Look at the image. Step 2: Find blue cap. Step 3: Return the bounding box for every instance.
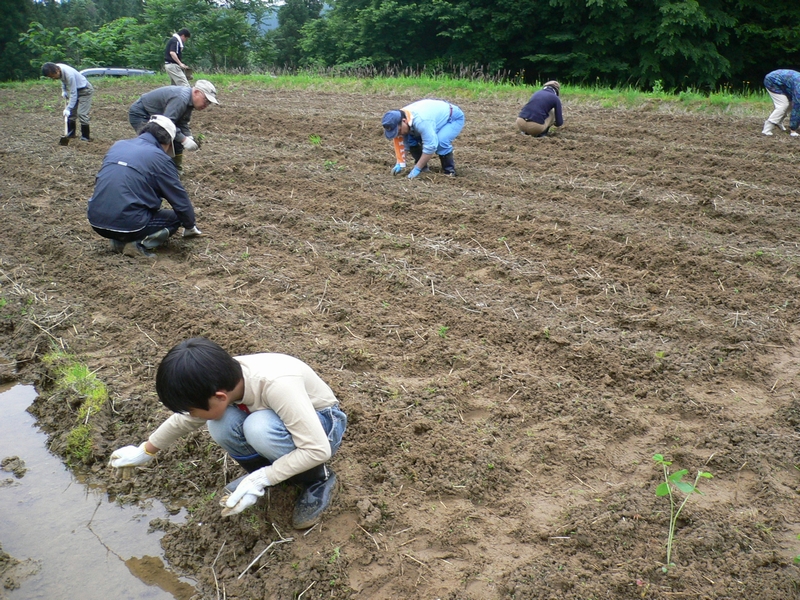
[382,110,403,139]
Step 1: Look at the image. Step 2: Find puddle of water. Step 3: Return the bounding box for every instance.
[0,383,197,600]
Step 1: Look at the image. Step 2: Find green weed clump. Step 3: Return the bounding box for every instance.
[44,350,108,464]
[66,424,93,463]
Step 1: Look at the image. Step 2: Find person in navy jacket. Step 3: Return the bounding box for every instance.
[516,81,563,137]
[87,115,202,258]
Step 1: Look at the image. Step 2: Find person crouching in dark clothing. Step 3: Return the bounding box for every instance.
[87,115,202,258]
[517,80,563,137]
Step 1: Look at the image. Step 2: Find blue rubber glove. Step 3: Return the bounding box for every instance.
[407,166,422,179]
[391,163,404,175]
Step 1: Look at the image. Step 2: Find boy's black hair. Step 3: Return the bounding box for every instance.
[178,28,191,38]
[42,62,59,77]
[138,121,172,146]
[156,338,242,413]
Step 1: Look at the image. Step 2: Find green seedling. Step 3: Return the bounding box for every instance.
[437,325,449,338]
[653,453,713,572]
[309,134,321,146]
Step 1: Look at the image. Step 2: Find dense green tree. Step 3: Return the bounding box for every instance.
[297,0,799,89]
[0,0,36,81]
[9,0,800,88]
[274,0,323,66]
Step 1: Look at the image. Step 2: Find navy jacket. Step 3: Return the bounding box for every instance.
[87,133,196,233]
[519,88,563,127]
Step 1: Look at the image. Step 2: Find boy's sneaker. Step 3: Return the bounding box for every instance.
[292,469,337,529]
[123,241,156,259]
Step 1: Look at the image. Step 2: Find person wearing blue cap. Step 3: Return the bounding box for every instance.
[382,99,465,178]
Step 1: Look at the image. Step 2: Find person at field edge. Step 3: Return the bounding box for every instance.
[87,115,202,258]
[108,337,347,529]
[382,99,465,178]
[165,28,191,87]
[128,80,219,173]
[42,62,94,141]
[762,70,800,136]
[516,80,563,137]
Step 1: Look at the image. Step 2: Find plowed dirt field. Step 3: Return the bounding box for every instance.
[1,78,800,599]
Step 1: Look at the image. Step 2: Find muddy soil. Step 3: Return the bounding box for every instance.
[1,79,800,599]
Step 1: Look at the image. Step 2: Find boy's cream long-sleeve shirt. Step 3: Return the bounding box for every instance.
[148,353,339,485]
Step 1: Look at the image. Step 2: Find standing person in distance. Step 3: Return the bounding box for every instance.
[762,70,800,136]
[128,80,219,174]
[42,62,94,141]
[108,338,347,529]
[516,80,563,137]
[87,115,202,258]
[165,29,192,87]
[382,99,465,178]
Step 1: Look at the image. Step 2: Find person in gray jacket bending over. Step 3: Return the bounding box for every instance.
[109,338,347,529]
[42,62,94,141]
[128,79,219,173]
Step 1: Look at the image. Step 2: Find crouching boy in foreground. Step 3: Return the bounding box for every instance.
[109,338,347,528]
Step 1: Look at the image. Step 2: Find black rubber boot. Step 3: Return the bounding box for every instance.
[140,228,170,250]
[291,464,337,529]
[80,123,91,141]
[67,120,77,138]
[408,144,429,172]
[439,152,456,176]
[224,455,272,494]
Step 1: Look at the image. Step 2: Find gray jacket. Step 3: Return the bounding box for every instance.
[129,86,193,142]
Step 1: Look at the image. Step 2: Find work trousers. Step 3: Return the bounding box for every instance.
[516,109,555,136]
[67,83,94,125]
[165,63,190,87]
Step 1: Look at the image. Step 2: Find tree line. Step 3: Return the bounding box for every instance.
[2,0,799,90]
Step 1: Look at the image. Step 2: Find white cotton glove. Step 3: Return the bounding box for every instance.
[63,108,71,118]
[791,131,800,137]
[109,442,154,467]
[183,225,202,237]
[223,468,271,516]
[62,92,68,99]
[182,136,199,151]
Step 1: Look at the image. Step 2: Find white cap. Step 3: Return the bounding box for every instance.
[148,114,176,156]
[194,79,219,105]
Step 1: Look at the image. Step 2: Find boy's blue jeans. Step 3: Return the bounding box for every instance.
[207,405,347,465]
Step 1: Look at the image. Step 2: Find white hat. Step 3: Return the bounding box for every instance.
[194,79,219,105]
[148,114,176,156]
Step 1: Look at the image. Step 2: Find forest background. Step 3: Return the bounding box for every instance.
[2,0,800,91]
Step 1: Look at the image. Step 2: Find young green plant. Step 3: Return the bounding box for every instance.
[653,454,713,572]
